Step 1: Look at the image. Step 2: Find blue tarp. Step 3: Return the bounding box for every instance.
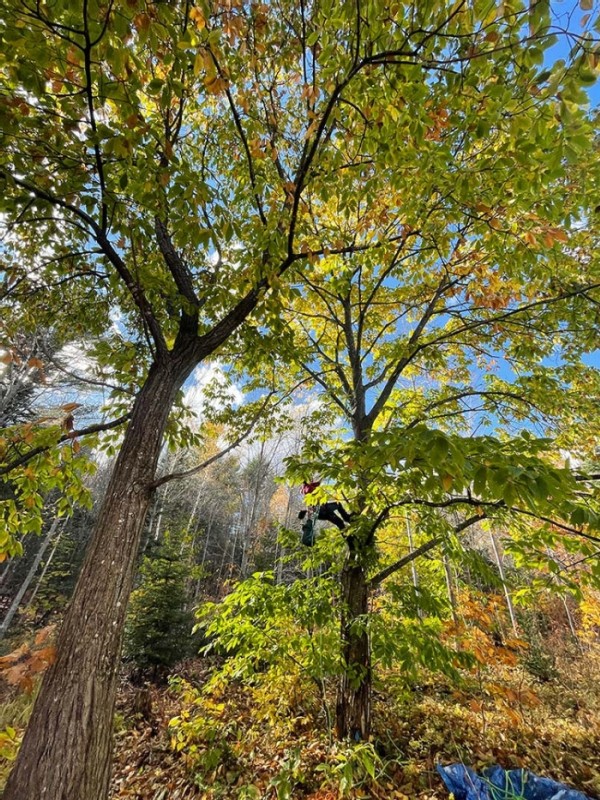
[437,763,596,800]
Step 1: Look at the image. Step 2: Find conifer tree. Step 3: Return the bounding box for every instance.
[125,532,193,675]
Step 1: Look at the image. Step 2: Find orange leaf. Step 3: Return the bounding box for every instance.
[61,403,81,413]
[0,644,29,667]
[189,7,206,29]
[2,663,28,688]
[34,625,56,646]
[204,75,228,95]
[133,13,151,31]
[29,647,57,673]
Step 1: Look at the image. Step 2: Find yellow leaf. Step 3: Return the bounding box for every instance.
[190,7,206,30]
[441,474,453,491]
[204,75,228,95]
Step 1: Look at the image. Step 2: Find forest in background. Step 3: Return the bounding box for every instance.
[1,0,600,798]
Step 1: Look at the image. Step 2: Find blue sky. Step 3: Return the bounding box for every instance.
[550,0,600,105]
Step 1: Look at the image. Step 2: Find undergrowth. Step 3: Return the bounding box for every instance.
[105,635,600,799]
[2,595,600,799]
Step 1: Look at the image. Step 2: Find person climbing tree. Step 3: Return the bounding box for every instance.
[301,479,322,497]
[300,479,353,535]
[298,504,352,532]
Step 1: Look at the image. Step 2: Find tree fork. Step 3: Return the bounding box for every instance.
[3,348,201,800]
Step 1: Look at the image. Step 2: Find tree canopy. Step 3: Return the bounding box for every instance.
[0,0,599,797]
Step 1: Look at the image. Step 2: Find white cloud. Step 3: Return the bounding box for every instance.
[183,362,243,420]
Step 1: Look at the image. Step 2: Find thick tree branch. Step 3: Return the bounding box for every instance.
[395,494,600,547]
[195,252,295,358]
[369,512,484,588]
[154,217,200,309]
[575,473,600,482]
[1,171,168,357]
[154,217,202,340]
[82,0,109,232]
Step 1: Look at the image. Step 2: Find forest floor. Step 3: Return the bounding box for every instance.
[2,616,600,799]
[107,643,600,800]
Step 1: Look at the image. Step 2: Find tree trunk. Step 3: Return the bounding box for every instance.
[24,520,64,612]
[4,351,198,800]
[442,552,458,624]
[0,517,61,639]
[489,531,518,635]
[335,557,371,741]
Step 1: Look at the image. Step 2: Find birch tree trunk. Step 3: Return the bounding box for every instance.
[0,518,61,640]
[489,531,518,635]
[24,521,64,612]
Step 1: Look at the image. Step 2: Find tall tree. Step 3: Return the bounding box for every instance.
[265,6,600,737]
[1,0,599,796]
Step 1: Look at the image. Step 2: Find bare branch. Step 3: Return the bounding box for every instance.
[365,273,451,428]
[150,391,278,489]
